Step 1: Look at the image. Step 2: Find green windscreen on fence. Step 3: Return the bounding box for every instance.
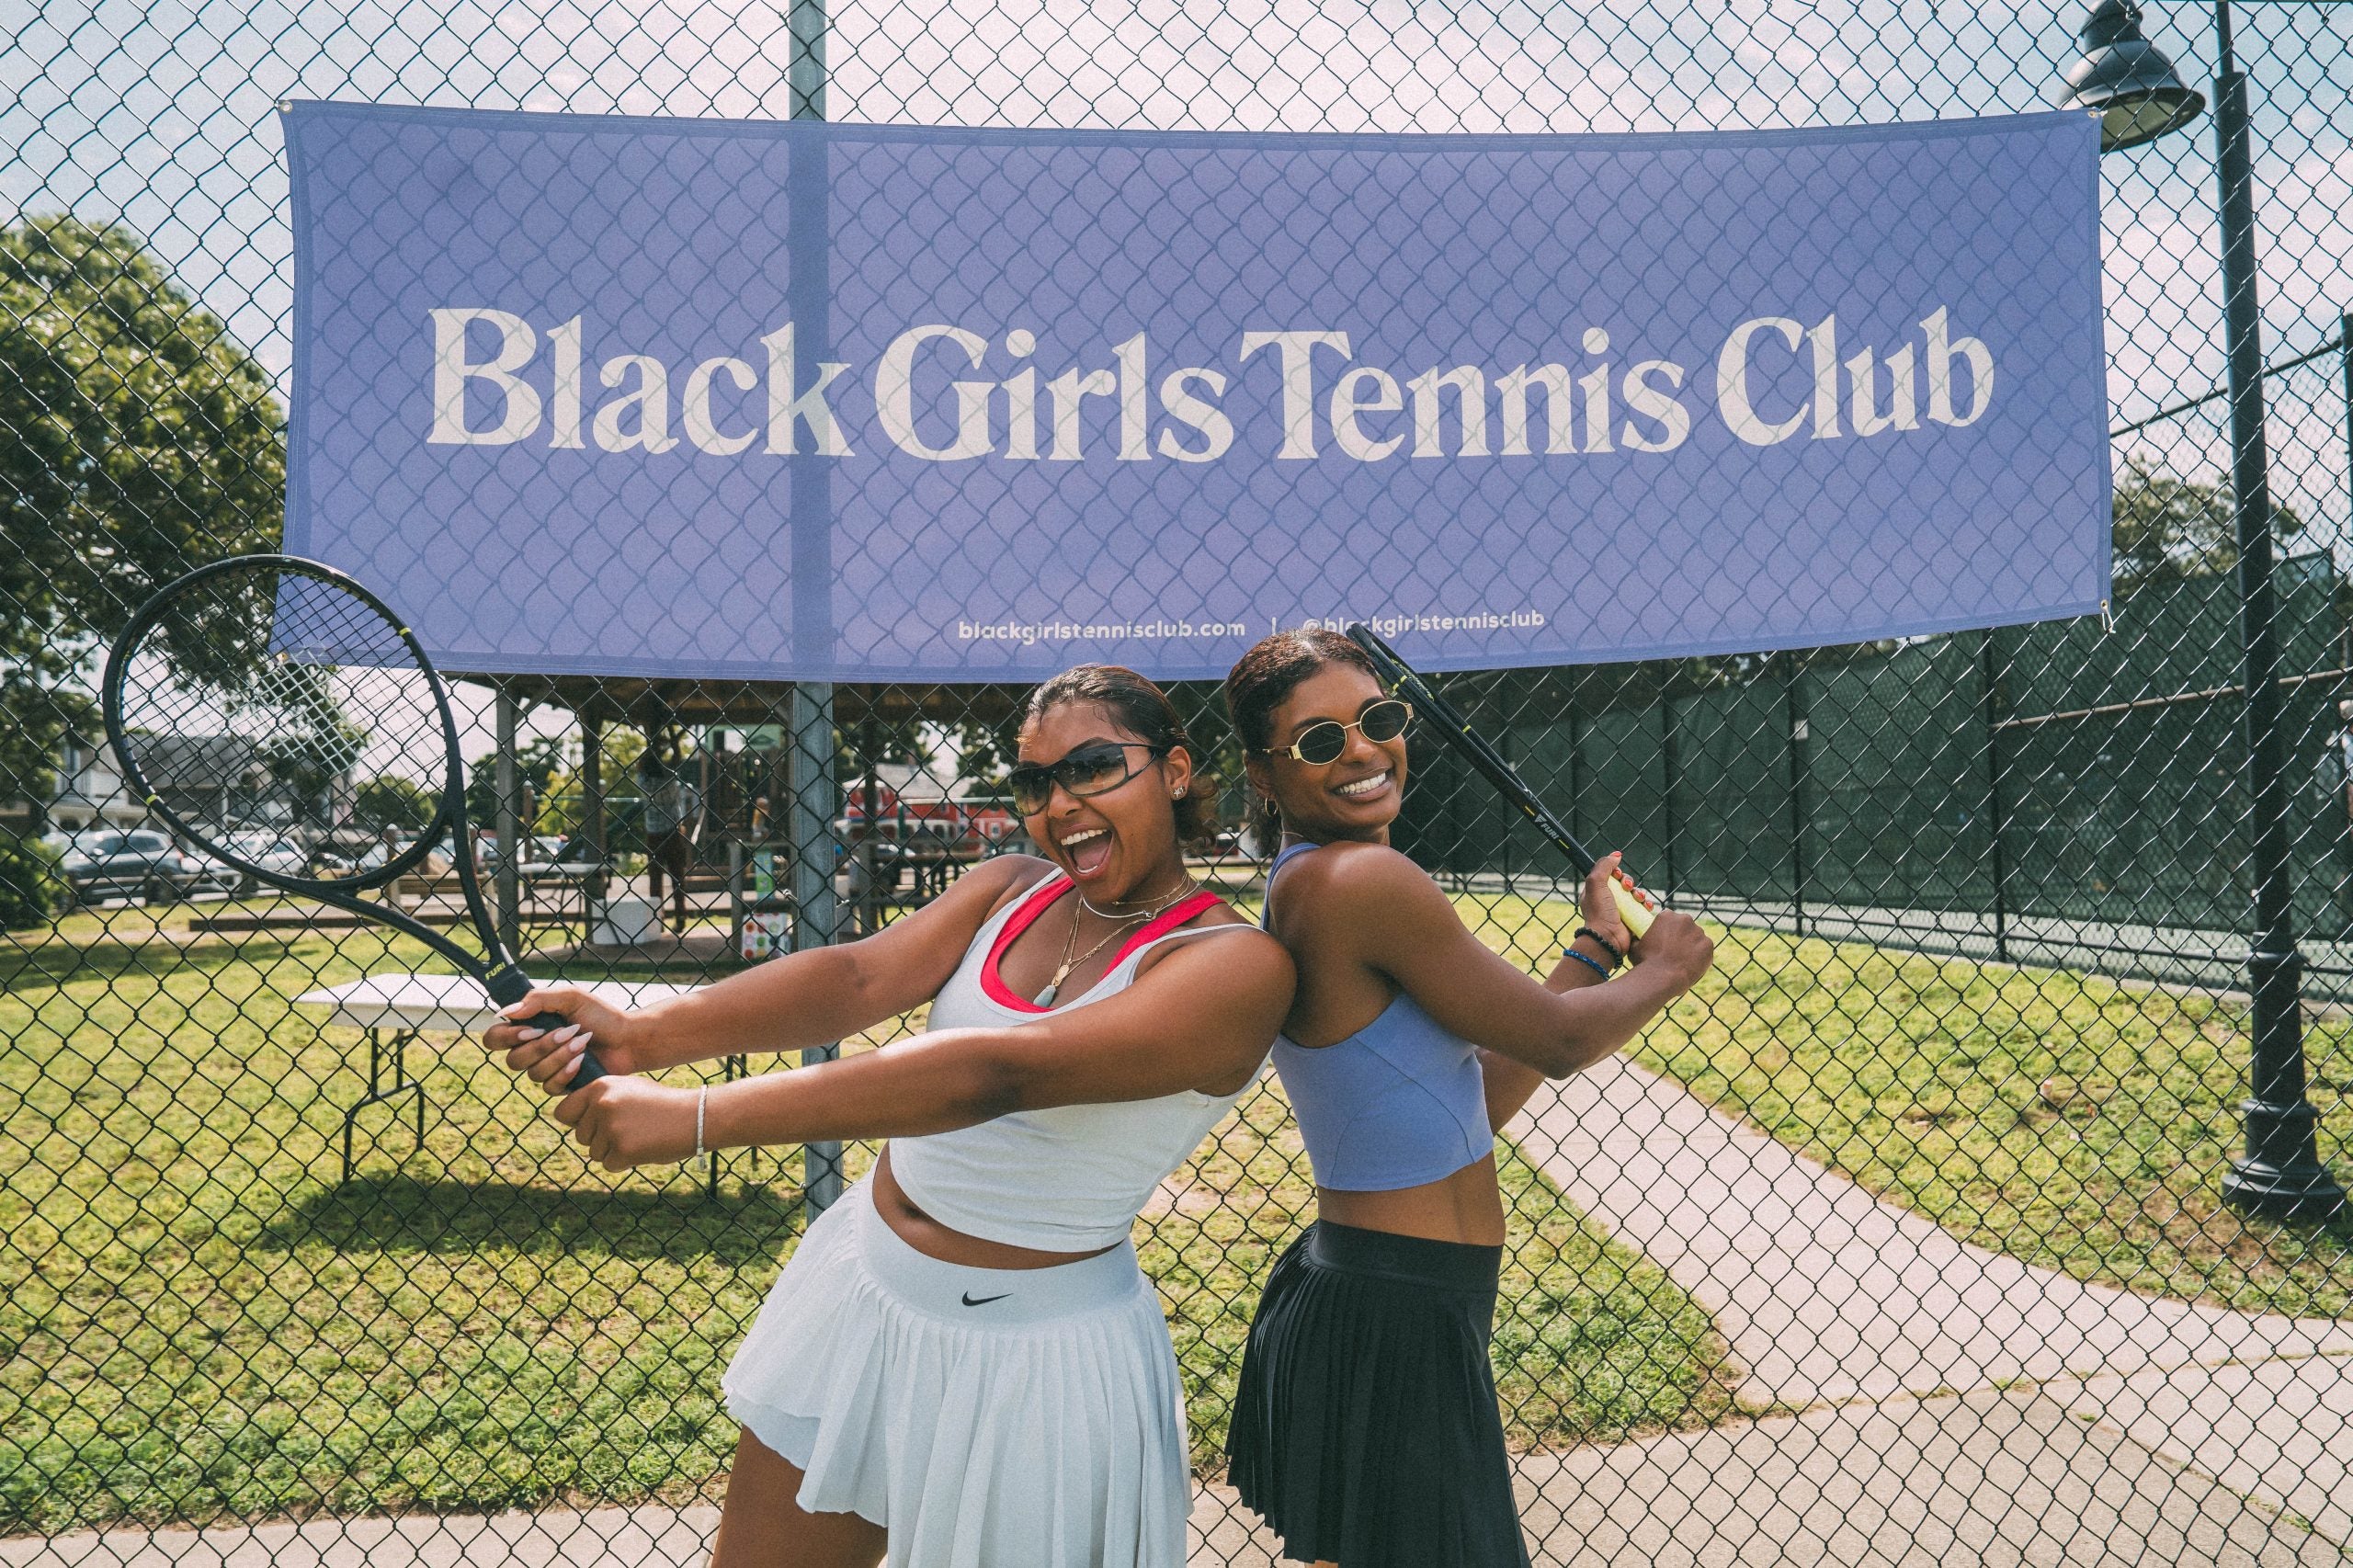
[1438,557,2349,945]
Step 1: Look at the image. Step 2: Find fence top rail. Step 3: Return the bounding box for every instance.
[1994,665,2353,731]
[2111,331,2348,438]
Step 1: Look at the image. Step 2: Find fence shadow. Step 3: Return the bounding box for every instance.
[0,929,321,989]
[258,1172,806,1265]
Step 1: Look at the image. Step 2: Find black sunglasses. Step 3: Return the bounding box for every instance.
[1008,741,1169,815]
[1260,698,1414,766]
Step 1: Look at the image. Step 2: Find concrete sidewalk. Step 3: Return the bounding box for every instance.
[1506,1057,2353,1555]
[15,1399,2342,1568]
[1508,1057,2353,1411]
[13,1063,2347,1566]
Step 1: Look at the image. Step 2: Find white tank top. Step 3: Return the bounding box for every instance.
[886,872,1262,1251]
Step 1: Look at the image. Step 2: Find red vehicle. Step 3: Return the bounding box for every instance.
[835,781,1019,859]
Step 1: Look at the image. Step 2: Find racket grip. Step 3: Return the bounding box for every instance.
[517,1010,608,1089]
[486,967,607,1089]
[1608,873,1659,939]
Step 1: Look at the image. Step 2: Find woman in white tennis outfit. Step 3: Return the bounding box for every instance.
[482,665,1293,1568]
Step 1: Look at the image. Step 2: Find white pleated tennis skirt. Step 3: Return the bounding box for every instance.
[722,1177,1190,1568]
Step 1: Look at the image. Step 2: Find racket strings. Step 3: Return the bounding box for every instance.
[117,565,451,878]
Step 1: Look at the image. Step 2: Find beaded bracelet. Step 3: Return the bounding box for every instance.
[1574,925,1624,966]
[1561,948,1612,983]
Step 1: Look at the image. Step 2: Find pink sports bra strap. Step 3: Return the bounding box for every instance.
[981,878,1230,1013]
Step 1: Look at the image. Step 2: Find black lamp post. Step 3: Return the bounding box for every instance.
[2058,0,2346,1222]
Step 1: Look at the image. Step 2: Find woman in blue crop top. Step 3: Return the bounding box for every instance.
[1222,630,1715,1568]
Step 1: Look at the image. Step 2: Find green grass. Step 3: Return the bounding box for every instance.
[1630,924,2353,1319]
[1144,1079,1735,1471]
[28,881,2344,1535]
[0,899,1729,1531]
[1447,889,2352,1318]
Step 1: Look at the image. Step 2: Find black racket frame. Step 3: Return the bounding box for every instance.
[102,553,602,1084]
[1344,619,1616,881]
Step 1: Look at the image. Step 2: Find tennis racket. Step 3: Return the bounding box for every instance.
[102,554,605,1086]
[1344,621,1658,938]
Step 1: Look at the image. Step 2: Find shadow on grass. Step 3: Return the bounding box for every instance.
[536,956,755,985]
[258,1173,806,1265]
[0,930,322,989]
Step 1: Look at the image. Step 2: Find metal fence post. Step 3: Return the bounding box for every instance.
[2339,315,2353,942]
[2211,1,2344,1221]
[1785,659,1810,938]
[1660,688,1681,897]
[1564,693,1583,852]
[790,684,843,1214]
[784,0,844,1216]
[1979,631,2012,965]
[494,685,522,957]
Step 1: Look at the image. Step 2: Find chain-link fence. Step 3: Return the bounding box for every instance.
[6,2,2352,1565]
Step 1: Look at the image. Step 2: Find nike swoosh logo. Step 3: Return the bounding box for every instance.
[961,1291,1011,1307]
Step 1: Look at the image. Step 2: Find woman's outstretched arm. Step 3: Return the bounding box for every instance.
[1279,842,1713,1083]
[481,855,1046,1078]
[553,925,1295,1171]
[1477,854,1636,1129]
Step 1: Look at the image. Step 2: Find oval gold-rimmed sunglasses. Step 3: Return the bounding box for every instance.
[1259,698,1414,765]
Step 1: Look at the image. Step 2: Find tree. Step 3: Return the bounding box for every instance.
[354,775,437,834]
[1,215,283,820]
[2110,455,2303,593]
[955,715,1018,803]
[466,733,570,836]
[532,725,645,838]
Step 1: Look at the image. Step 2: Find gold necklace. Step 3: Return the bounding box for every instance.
[1035,879,1196,1006]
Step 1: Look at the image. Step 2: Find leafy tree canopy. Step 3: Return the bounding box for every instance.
[2111,455,2302,593]
[532,726,646,837]
[353,775,438,834]
[1,215,283,818]
[467,733,570,835]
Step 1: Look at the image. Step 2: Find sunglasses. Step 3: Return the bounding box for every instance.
[1261,698,1414,766]
[1008,741,1168,815]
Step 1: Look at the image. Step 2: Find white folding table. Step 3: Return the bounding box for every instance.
[294,971,703,1185]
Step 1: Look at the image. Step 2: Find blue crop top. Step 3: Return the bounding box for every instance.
[1263,842,1493,1191]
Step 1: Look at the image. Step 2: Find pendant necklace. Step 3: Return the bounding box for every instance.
[1035,878,1197,1006]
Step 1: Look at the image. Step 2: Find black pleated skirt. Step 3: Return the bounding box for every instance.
[1227,1221,1531,1568]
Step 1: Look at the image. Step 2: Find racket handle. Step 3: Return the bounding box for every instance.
[1609,872,1659,939]
[516,1010,608,1089]
[487,967,607,1089]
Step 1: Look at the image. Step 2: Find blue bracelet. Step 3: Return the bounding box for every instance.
[1562,948,1612,983]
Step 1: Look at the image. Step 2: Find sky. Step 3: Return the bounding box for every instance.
[4,0,2351,706]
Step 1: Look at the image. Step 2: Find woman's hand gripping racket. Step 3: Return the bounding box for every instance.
[103,554,606,1087]
[1343,621,1659,938]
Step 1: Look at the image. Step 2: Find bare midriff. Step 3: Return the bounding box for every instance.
[1314,1151,1506,1247]
[871,1145,1121,1269]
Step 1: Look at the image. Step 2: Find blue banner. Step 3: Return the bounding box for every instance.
[285,102,2107,681]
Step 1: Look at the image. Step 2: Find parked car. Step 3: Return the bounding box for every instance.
[222,831,311,892]
[66,831,240,905]
[348,840,411,875]
[345,840,454,879]
[476,834,569,874]
[40,829,94,863]
[550,834,608,868]
[309,849,358,880]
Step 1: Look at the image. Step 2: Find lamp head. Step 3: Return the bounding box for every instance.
[2054,0,2205,152]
